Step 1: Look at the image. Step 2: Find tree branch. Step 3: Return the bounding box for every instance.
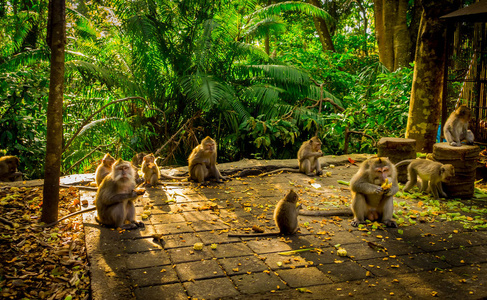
[63,96,148,152]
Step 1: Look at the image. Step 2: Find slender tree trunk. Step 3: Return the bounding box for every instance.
[308,0,335,52]
[374,0,413,71]
[374,0,386,66]
[41,0,65,224]
[405,0,459,153]
[382,0,395,70]
[393,0,410,69]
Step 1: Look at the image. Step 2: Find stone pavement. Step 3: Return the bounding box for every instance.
[80,156,487,300]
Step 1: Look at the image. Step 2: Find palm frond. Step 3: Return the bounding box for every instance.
[244,16,286,39]
[249,1,333,23]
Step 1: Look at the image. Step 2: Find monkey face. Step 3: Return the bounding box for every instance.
[204,141,216,153]
[372,166,390,185]
[103,153,115,168]
[143,154,156,164]
[440,165,455,183]
[112,161,135,181]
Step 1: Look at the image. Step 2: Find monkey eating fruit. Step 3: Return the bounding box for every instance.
[350,157,398,228]
[396,159,454,200]
[96,159,145,229]
[141,153,160,186]
[228,190,299,237]
[443,105,474,147]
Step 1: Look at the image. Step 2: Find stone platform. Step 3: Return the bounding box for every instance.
[77,155,487,300]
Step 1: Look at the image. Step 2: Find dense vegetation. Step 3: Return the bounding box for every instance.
[0,0,413,179]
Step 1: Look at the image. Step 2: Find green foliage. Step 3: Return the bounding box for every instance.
[0,0,413,179]
[240,116,299,159]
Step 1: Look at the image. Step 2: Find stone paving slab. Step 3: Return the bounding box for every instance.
[82,155,487,300]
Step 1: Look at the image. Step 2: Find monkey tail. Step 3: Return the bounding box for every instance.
[394,159,415,168]
[43,207,97,227]
[159,173,187,180]
[258,168,300,177]
[298,209,353,217]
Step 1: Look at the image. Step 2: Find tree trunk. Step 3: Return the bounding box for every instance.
[374,0,413,71]
[382,0,395,70]
[393,0,410,69]
[41,0,66,224]
[405,0,459,153]
[308,0,335,52]
[374,0,387,66]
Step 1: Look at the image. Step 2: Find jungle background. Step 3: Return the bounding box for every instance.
[0,0,472,180]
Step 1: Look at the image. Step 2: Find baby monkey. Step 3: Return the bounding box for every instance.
[443,105,474,147]
[396,159,454,199]
[141,153,160,186]
[350,157,399,227]
[95,153,116,186]
[188,136,225,183]
[228,190,299,237]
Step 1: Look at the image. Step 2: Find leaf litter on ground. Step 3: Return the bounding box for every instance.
[0,186,90,300]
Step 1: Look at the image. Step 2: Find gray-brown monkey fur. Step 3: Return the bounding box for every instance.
[228,190,300,237]
[298,136,323,176]
[396,159,454,199]
[188,136,225,183]
[95,153,116,186]
[350,157,398,228]
[443,105,474,147]
[95,159,144,229]
[141,153,160,186]
[274,189,300,234]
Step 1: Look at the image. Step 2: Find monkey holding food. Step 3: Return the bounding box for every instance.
[131,152,148,168]
[141,153,160,186]
[350,157,398,228]
[298,136,323,175]
[45,159,145,228]
[443,105,474,147]
[0,155,22,182]
[396,159,454,199]
[188,136,226,183]
[95,159,145,229]
[228,189,299,237]
[95,153,116,186]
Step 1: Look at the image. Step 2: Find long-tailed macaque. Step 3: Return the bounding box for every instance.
[141,153,160,186]
[188,136,225,183]
[396,159,454,199]
[444,105,475,147]
[131,152,148,168]
[258,137,323,177]
[96,159,145,229]
[95,153,116,186]
[228,190,299,237]
[350,157,398,228]
[0,155,22,182]
[298,136,323,176]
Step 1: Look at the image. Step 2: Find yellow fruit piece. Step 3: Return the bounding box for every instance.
[193,243,204,250]
[381,178,392,189]
[337,248,347,257]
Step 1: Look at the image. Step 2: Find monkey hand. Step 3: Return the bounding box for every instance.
[374,186,384,194]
